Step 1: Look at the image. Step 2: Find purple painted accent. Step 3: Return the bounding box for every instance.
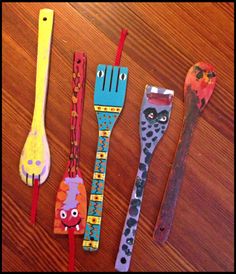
[65,176,83,184]
[36,160,41,166]
[21,165,46,178]
[63,175,83,210]
[115,85,174,272]
[28,160,33,165]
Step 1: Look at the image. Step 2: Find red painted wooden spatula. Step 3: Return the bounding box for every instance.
[153,62,216,244]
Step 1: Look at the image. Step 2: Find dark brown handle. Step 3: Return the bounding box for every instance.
[153,105,199,244]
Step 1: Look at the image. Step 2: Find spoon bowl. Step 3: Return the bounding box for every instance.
[184,62,216,111]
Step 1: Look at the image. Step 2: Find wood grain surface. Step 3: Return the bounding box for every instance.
[2,2,234,272]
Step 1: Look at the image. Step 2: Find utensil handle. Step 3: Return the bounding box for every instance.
[68,52,87,177]
[82,132,111,251]
[153,109,198,244]
[115,152,149,272]
[32,9,54,129]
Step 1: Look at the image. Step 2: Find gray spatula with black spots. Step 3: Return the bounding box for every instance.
[115,85,174,272]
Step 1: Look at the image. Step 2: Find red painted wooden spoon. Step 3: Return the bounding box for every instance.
[153,62,216,244]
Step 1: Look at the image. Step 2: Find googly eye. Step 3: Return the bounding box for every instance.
[119,73,127,80]
[71,209,78,217]
[60,210,67,219]
[97,70,105,78]
[159,116,167,122]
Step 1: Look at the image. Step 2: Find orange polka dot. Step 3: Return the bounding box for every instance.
[57,191,67,201]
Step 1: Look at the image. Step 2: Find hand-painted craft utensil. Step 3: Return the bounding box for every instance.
[19,9,54,224]
[115,85,174,272]
[82,29,128,252]
[153,62,216,244]
[54,52,87,272]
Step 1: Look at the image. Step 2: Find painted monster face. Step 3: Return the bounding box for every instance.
[19,131,50,186]
[94,64,128,107]
[143,108,169,125]
[139,85,174,150]
[60,208,81,231]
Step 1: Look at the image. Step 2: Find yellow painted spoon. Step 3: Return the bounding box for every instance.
[19,9,54,224]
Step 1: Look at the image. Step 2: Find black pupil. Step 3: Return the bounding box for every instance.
[99,71,102,77]
[121,73,125,80]
[73,211,76,215]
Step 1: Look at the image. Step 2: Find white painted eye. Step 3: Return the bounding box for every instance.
[97,70,105,78]
[148,113,154,119]
[119,73,127,80]
[159,116,167,122]
[60,210,67,219]
[71,209,78,217]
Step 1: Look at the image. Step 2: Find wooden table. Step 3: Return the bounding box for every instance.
[2,2,234,272]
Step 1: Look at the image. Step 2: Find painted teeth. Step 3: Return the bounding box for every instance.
[76,225,80,231]
[65,226,68,231]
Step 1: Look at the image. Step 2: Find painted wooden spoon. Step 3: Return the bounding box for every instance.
[153,62,216,244]
[19,9,54,224]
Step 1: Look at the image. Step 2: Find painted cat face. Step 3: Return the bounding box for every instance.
[59,208,81,231]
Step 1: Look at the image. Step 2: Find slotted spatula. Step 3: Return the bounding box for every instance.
[82,29,128,252]
[115,85,174,272]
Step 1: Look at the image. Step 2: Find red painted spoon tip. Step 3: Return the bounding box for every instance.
[184,61,217,111]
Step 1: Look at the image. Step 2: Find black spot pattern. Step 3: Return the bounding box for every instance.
[136,177,145,197]
[127,218,137,228]
[119,101,172,267]
[122,244,128,251]
[131,199,141,207]
[129,206,138,216]
[121,257,126,264]
[145,152,152,164]
[126,238,134,245]
[124,228,130,236]
[141,170,147,179]
[139,163,146,171]
[146,131,153,137]
[146,143,151,148]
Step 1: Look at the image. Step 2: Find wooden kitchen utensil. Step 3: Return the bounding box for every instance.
[153,62,216,244]
[82,29,128,252]
[115,85,174,272]
[19,9,54,224]
[53,52,87,272]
